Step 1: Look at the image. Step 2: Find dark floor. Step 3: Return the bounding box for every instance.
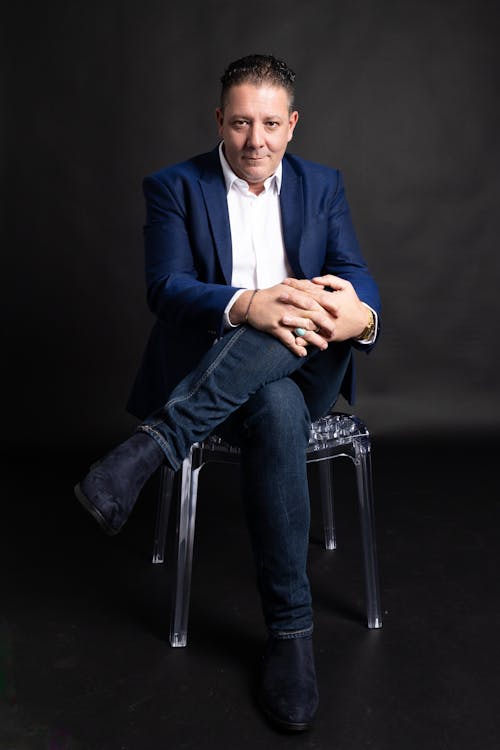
[1,434,499,750]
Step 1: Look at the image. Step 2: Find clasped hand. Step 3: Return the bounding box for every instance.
[232,275,368,357]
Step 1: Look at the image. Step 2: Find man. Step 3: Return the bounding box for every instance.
[75,54,380,732]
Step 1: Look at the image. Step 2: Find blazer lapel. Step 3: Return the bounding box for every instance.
[280,158,304,278]
[199,151,233,285]
[198,151,306,285]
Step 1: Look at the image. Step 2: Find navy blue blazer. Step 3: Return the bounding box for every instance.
[127,147,380,420]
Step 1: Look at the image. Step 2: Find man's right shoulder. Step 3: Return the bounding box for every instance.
[145,149,220,185]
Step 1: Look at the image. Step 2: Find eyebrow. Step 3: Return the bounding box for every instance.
[230,113,284,120]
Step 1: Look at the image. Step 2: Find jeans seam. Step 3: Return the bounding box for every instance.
[136,424,180,471]
[270,625,314,640]
[160,325,247,412]
[141,327,248,470]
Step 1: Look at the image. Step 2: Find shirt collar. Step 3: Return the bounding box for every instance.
[218,141,282,195]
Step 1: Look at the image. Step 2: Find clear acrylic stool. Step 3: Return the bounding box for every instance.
[152,412,382,647]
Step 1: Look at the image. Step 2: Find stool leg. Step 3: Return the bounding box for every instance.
[170,447,202,647]
[152,464,175,564]
[318,459,337,550]
[353,442,383,629]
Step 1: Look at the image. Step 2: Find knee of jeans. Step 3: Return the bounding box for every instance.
[243,380,310,444]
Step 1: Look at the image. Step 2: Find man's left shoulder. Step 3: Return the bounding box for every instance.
[283,153,341,183]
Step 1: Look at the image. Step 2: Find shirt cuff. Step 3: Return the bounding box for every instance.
[356,304,379,345]
[223,288,249,329]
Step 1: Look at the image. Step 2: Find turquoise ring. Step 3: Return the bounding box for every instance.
[294,327,307,337]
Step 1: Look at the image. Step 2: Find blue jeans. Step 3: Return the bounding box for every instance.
[138,325,351,636]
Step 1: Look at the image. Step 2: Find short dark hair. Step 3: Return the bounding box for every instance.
[220,54,296,111]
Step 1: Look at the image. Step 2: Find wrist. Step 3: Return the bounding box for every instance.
[228,290,255,326]
[355,308,376,341]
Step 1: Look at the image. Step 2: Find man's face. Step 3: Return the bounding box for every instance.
[216,83,299,194]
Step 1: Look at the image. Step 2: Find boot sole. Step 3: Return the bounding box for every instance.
[74,483,120,536]
[259,698,313,733]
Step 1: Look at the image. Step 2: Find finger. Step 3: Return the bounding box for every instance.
[281,281,326,304]
[282,278,317,292]
[276,328,308,357]
[280,314,317,331]
[312,274,347,290]
[285,320,330,349]
[295,330,329,350]
[281,311,335,338]
[277,289,323,310]
[295,288,327,305]
[293,336,308,348]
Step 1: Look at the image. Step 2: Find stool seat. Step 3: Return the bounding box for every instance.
[152,412,382,647]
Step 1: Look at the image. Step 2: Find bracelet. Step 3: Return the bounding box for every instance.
[357,309,375,341]
[244,289,259,323]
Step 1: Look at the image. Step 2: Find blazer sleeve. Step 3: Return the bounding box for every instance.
[322,171,380,310]
[322,170,381,350]
[143,173,240,336]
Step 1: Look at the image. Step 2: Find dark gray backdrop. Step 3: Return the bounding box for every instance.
[3,0,500,451]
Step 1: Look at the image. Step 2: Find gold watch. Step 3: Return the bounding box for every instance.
[357,309,375,341]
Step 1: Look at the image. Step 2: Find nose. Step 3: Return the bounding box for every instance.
[246,123,264,150]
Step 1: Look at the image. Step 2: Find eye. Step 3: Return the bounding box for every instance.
[266,121,280,128]
[232,119,249,128]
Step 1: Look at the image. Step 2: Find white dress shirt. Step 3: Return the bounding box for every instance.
[218,143,377,342]
[219,143,292,326]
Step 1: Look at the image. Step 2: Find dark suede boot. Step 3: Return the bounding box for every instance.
[259,634,319,732]
[74,432,165,535]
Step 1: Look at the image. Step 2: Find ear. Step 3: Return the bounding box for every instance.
[215,107,224,136]
[287,111,299,142]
